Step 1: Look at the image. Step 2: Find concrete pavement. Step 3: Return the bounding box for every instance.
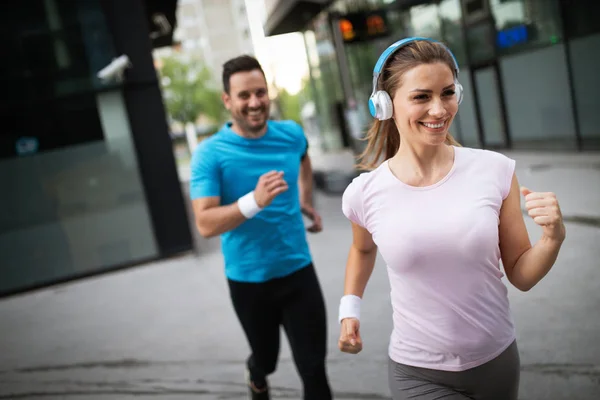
[1,151,599,399]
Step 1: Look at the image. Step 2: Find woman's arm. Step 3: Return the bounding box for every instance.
[499,173,566,292]
[344,222,378,298]
[338,222,378,354]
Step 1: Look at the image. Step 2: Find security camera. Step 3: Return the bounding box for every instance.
[149,13,171,39]
[97,55,131,82]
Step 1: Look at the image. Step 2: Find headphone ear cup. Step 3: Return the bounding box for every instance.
[376,91,393,120]
[455,81,464,105]
[368,95,378,118]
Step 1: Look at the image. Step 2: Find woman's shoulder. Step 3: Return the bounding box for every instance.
[344,162,389,194]
[343,162,389,201]
[455,146,516,198]
[457,146,513,162]
[456,146,515,171]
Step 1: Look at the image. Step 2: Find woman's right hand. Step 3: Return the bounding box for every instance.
[338,317,363,354]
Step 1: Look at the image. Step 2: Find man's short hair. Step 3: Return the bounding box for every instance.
[222,55,266,94]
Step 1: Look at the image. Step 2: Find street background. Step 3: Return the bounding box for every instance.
[1,150,599,399]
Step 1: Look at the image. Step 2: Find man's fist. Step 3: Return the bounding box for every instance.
[301,204,323,233]
[254,171,288,208]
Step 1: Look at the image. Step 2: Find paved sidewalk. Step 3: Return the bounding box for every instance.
[1,186,598,399]
[2,149,596,399]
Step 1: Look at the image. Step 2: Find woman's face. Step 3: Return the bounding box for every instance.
[391,62,459,147]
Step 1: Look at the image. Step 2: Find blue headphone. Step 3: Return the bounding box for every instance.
[368,37,464,121]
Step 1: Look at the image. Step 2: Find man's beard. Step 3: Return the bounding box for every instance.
[233,108,268,136]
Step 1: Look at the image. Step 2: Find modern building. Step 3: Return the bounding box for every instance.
[0,0,194,297]
[263,0,600,153]
[155,0,255,83]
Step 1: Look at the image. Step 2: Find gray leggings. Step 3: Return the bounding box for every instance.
[388,340,520,400]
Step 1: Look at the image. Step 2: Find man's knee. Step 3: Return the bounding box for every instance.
[249,354,278,376]
[298,362,331,399]
[295,356,327,380]
[264,359,278,375]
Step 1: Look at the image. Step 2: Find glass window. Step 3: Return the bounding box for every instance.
[474,67,506,146]
[385,8,411,38]
[1,94,105,161]
[569,33,600,146]
[409,4,442,40]
[1,0,117,156]
[1,1,118,113]
[0,0,158,294]
[562,0,600,39]
[453,68,481,147]
[385,0,466,65]
[303,15,345,151]
[439,0,467,66]
[344,38,388,139]
[500,45,577,148]
[465,20,497,64]
[490,0,563,55]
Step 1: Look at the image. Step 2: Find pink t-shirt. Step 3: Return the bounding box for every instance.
[342,146,517,372]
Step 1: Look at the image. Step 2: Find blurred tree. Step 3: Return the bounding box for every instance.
[158,56,227,126]
[277,88,301,124]
[276,78,312,124]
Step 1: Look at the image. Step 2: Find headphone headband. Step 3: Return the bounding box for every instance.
[372,37,460,91]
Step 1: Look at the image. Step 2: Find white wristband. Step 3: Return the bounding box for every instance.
[237,191,262,219]
[338,294,361,324]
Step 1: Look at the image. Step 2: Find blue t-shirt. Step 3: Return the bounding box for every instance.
[189,120,312,283]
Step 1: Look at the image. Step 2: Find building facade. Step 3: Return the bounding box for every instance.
[264,0,600,153]
[0,0,193,297]
[156,0,255,82]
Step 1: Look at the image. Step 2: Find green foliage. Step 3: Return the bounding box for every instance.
[278,89,301,124]
[158,56,226,125]
[277,78,311,124]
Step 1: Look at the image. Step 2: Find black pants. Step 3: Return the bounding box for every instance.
[228,263,332,400]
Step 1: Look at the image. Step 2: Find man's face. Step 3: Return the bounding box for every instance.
[222,69,270,136]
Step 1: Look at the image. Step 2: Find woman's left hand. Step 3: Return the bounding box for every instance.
[521,187,566,242]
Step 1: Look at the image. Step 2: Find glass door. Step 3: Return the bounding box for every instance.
[463,11,511,149]
[471,62,509,148]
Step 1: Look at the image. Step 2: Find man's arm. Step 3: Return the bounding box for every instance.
[299,153,314,208]
[192,197,248,238]
[192,172,289,238]
[299,151,322,233]
[190,143,246,238]
[190,141,256,238]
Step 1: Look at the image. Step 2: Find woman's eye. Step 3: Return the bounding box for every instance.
[443,90,456,96]
[414,95,428,100]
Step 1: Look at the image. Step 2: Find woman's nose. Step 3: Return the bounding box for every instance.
[429,99,447,118]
